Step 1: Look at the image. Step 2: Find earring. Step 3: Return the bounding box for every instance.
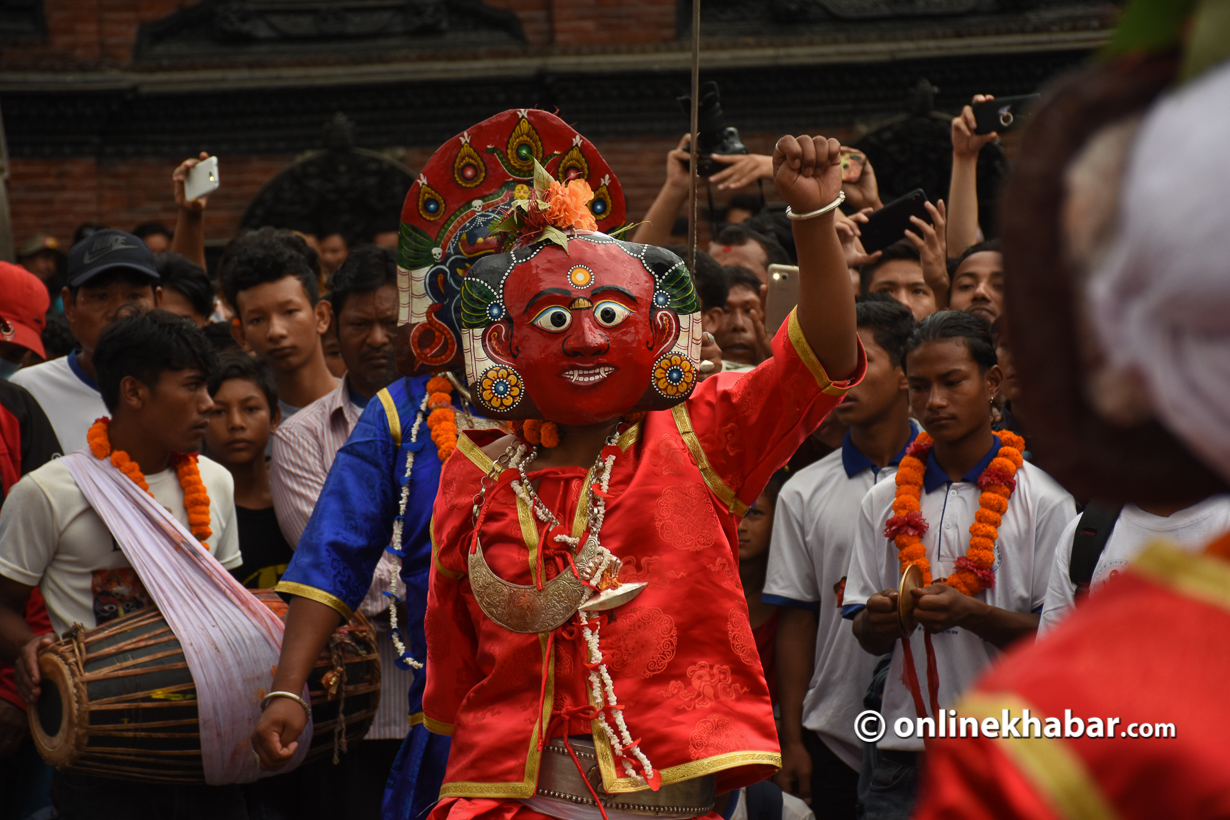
[476,365,524,413]
[652,352,696,398]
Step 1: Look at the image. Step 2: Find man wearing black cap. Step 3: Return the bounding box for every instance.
[12,230,161,454]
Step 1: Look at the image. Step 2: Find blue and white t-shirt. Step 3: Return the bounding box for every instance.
[11,351,107,455]
[843,437,1076,752]
[763,426,916,770]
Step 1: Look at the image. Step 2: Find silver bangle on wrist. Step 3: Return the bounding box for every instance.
[260,690,312,720]
[785,190,846,221]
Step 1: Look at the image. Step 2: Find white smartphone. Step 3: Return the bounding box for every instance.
[184,156,220,201]
[764,264,800,336]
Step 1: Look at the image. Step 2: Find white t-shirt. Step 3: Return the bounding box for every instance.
[10,352,107,456]
[0,455,241,636]
[763,428,915,770]
[1039,497,1230,634]
[844,441,1075,752]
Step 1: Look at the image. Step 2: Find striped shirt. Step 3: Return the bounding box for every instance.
[270,376,412,740]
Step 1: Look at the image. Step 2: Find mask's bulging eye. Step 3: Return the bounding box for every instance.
[531,306,573,333]
[592,301,632,328]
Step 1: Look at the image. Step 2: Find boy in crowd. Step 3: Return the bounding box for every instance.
[859,241,937,322]
[156,252,215,328]
[709,223,790,282]
[133,221,173,255]
[716,265,772,370]
[947,241,1003,324]
[737,469,792,706]
[204,351,292,590]
[269,244,410,818]
[0,311,243,818]
[12,230,162,454]
[220,227,336,419]
[844,311,1074,819]
[767,295,917,818]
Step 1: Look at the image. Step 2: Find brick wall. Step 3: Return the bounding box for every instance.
[10,127,867,251]
[8,153,293,248]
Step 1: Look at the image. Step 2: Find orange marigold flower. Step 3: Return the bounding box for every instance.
[974,508,1002,527]
[540,422,560,448]
[949,577,975,596]
[969,522,998,540]
[892,497,920,515]
[437,442,456,460]
[899,543,927,563]
[428,408,456,428]
[896,465,924,482]
[988,457,1017,475]
[969,536,995,551]
[980,493,1008,514]
[427,391,452,410]
[522,419,542,445]
[897,484,922,499]
[426,376,452,395]
[543,178,597,231]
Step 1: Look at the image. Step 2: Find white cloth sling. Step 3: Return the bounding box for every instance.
[62,452,313,784]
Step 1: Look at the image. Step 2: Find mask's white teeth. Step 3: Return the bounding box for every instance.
[561,366,615,385]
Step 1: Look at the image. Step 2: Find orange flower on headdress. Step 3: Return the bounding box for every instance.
[544,178,597,232]
[491,159,598,251]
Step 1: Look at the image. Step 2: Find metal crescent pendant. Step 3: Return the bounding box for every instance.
[468,535,600,634]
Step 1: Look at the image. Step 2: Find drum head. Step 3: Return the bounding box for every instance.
[898,563,924,636]
[28,648,85,768]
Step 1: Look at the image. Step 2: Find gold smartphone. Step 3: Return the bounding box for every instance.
[764,264,800,336]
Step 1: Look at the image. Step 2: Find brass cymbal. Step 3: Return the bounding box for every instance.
[898,563,924,636]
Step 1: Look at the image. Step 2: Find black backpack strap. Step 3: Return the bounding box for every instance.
[744,782,784,820]
[1068,503,1123,595]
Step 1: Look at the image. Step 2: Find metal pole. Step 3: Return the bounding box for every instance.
[687,0,700,276]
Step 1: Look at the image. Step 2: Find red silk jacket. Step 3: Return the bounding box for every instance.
[913,536,1230,820]
[422,311,864,800]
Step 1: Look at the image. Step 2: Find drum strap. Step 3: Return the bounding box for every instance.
[62,452,314,784]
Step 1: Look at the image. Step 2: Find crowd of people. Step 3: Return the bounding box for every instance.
[0,22,1227,820]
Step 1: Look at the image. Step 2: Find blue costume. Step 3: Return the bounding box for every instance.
[277,373,451,820]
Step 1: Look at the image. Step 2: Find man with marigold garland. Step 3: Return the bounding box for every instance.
[843,311,1074,820]
[0,311,245,818]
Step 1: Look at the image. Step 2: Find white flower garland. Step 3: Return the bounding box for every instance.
[385,391,430,671]
[502,434,654,785]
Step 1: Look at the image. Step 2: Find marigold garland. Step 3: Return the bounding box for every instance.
[425,375,458,460]
[87,418,212,542]
[512,412,648,449]
[884,430,1025,596]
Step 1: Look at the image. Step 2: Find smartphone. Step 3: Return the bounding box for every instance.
[764,264,800,337]
[840,151,866,184]
[184,156,220,201]
[858,189,930,255]
[971,94,1041,135]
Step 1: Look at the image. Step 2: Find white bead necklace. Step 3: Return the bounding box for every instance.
[501,431,655,785]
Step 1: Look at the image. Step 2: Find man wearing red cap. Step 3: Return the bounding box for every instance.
[0,261,59,820]
[0,262,60,484]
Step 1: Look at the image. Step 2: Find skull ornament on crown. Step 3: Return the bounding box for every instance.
[397,110,627,369]
[398,109,702,425]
